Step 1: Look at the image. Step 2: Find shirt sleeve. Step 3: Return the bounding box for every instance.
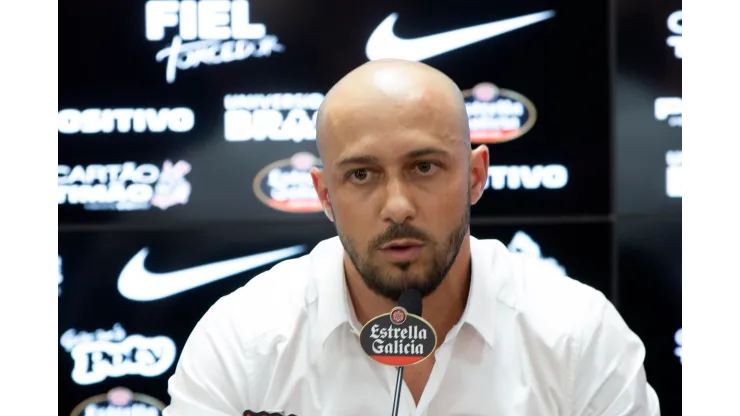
[162,298,252,416]
[569,294,661,416]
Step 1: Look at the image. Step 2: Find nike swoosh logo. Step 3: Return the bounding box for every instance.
[366,10,556,61]
[118,245,307,301]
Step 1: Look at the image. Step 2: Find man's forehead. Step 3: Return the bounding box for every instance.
[325,127,461,169]
[316,60,468,161]
[322,86,463,132]
[319,108,466,167]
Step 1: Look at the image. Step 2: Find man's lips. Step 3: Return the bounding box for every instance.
[378,239,425,250]
[377,240,425,262]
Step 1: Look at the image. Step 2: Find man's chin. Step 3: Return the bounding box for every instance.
[387,276,440,296]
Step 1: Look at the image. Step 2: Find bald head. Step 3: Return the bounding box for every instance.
[315,59,470,161]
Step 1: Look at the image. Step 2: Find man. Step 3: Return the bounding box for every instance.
[163,59,660,415]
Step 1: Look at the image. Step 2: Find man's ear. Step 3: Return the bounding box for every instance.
[310,167,335,222]
[469,145,489,205]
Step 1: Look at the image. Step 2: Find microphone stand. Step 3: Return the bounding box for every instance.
[391,365,404,416]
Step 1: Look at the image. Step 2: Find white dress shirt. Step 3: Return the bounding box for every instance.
[163,236,661,416]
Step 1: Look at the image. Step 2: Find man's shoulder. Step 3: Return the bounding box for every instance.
[472,237,610,340]
[200,236,343,342]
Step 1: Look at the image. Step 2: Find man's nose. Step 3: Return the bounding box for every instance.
[380,177,416,224]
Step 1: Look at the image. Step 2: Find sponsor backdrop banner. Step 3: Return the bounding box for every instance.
[615,218,682,416]
[611,0,682,408]
[58,222,611,414]
[59,0,680,414]
[59,0,610,227]
[614,0,682,215]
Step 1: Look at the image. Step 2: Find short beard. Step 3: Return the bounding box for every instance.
[333,202,470,302]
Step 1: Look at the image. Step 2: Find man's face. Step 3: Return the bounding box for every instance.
[312,92,485,301]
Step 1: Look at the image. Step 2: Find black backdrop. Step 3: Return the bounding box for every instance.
[58,0,681,414]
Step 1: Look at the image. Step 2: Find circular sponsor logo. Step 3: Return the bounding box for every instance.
[462,82,538,144]
[69,387,166,416]
[253,152,323,213]
[359,310,437,367]
[108,387,134,406]
[390,307,407,325]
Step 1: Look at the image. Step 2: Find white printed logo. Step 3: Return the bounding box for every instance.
[463,82,538,144]
[253,152,323,213]
[58,255,63,297]
[224,92,323,142]
[60,323,177,386]
[118,245,307,301]
[666,150,682,198]
[667,10,682,59]
[70,387,166,416]
[654,97,682,127]
[484,164,568,191]
[507,231,566,276]
[674,327,682,364]
[145,0,284,83]
[58,160,192,211]
[58,108,195,134]
[366,10,556,61]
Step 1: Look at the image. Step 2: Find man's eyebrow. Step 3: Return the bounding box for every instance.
[404,147,451,159]
[335,155,380,168]
[334,147,452,168]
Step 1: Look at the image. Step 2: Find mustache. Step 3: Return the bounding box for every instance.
[371,223,431,249]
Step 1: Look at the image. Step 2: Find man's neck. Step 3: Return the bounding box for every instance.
[345,236,472,344]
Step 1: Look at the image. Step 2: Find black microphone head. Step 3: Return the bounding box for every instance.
[397,289,422,316]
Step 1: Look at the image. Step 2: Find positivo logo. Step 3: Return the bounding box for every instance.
[58,107,195,134]
[484,164,568,191]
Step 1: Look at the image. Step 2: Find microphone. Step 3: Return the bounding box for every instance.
[359,289,437,416]
[391,289,423,416]
[398,288,423,316]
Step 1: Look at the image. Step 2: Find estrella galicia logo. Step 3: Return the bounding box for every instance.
[360,306,437,366]
[462,82,537,144]
[69,387,166,416]
[390,306,407,325]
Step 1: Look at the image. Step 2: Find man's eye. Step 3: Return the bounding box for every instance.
[415,161,437,174]
[349,168,371,182]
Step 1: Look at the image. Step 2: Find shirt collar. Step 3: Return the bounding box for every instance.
[316,237,360,344]
[316,235,502,348]
[460,236,501,348]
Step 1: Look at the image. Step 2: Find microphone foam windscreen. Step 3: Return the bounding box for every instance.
[397,289,422,316]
